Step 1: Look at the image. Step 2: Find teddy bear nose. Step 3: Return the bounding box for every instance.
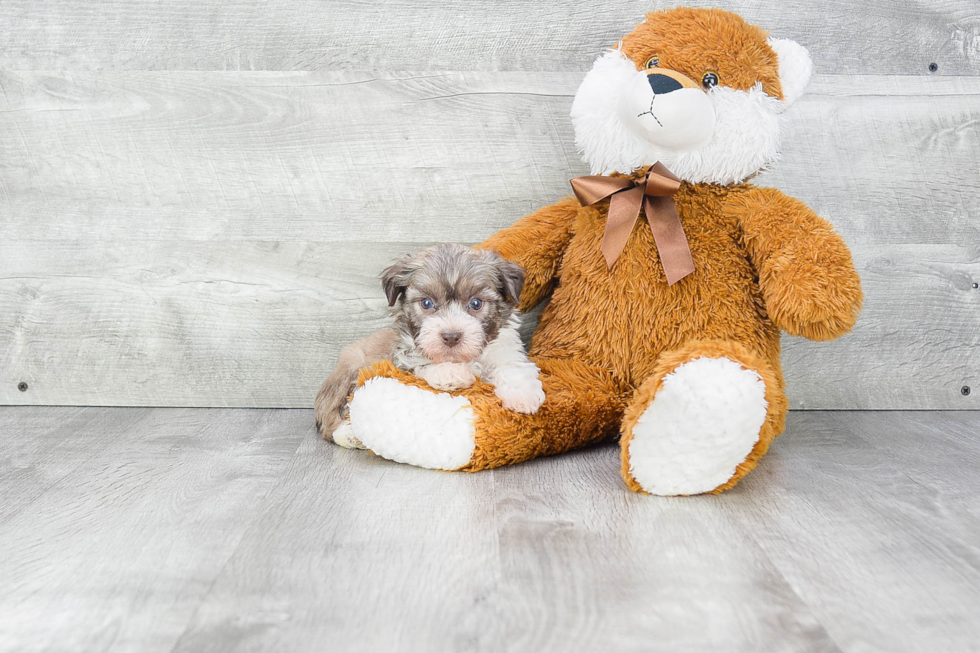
[441,331,462,347]
[647,73,683,95]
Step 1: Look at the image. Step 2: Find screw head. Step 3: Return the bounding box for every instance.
[17,382,28,392]
[963,386,972,396]
[929,62,939,72]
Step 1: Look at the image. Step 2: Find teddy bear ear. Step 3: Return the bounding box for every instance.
[767,37,813,111]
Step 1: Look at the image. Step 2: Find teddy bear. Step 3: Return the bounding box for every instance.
[334,6,863,495]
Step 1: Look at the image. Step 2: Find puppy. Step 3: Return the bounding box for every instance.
[315,243,546,448]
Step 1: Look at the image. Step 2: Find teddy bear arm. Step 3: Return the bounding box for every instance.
[735,187,863,342]
[476,196,580,312]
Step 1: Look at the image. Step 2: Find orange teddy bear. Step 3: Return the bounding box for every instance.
[340,7,862,495]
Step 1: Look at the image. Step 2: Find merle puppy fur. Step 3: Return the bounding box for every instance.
[315,244,545,447]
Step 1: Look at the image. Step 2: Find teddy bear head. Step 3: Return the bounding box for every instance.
[570,7,813,184]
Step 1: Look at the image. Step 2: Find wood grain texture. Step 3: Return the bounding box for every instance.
[1,72,978,245]
[0,407,305,652]
[474,450,838,652]
[172,432,503,653]
[1,407,978,651]
[174,441,840,652]
[0,70,582,244]
[728,411,980,651]
[0,240,403,407]
[0,406,150,522]
[1,0,979,74]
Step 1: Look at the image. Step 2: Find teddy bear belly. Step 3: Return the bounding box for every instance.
[528,226,782,388]
[530,297,779,388]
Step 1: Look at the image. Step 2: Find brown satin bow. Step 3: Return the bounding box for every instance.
[570,162,695,285]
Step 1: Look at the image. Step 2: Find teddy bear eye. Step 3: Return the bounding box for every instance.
[645,56,660,69]
[702,72,719,88]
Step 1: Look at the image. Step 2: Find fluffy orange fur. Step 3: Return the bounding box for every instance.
[620,8,784,98]
[356,9,862,494]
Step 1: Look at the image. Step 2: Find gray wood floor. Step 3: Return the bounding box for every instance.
[1,408,978,652]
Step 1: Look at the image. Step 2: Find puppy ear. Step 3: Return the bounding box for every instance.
[767,37,813,111]
[380,254,418,307]
[492,254,525,305]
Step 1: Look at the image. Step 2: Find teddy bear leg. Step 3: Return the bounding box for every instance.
[346,358,628,472]
[620,339,788,496]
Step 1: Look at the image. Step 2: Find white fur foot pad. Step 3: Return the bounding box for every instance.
[348,377,477,471]
[627,356,768,496]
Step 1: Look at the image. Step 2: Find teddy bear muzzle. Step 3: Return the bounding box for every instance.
[618,67,715,151]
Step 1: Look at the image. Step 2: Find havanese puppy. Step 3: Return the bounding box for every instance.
[315,243,546,449]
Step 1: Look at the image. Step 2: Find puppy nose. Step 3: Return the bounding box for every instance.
[647,73,683,95]
[441,331,462,347]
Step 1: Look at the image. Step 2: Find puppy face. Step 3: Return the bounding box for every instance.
[381,244,524,364]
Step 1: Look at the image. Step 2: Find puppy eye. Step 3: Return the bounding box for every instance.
[420,298,434,310]
[468,298,484,310]
[645,56,660,69]
[702,72,719,88]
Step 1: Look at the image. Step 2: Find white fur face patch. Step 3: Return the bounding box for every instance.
[571,49,785,183]
[415,305,486,364]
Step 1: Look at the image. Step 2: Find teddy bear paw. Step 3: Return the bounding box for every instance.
[627,356,768,495]
[347,377,477,470]
[762,252,862,341]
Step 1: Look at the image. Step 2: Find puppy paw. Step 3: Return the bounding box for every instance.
[332,421,366,449]
[416,363,477,392]
[494,377,546,414]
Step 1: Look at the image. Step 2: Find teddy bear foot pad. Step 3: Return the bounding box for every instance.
[626,356,768,495]
[348,376,477,470]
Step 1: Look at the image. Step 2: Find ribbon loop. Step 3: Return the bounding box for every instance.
[569,175,634,206]
[644,161,682,197]
[569,162,694,285]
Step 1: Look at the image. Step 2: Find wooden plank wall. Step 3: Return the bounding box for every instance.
[0,0,977,409]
